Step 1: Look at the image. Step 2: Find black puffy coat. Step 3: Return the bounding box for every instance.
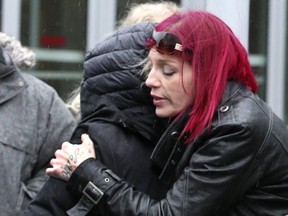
[22,22,169,216]
[74,21,168,198]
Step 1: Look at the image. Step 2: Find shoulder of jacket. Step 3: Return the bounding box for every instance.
[21,73,67,108]
[87,22,154,57]
[83,22,155,79]
[213,89,272,147]
[22,72,56,93]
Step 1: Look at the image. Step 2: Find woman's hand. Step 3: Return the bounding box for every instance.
[46,134,96,181]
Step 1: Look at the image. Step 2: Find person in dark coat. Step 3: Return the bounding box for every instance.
[73,21,168,200]
[22,22,169,216]
[43,10,288,215]
[65,1,180,122]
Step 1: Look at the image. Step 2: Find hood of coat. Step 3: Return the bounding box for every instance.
[0,47,15,78]
[0,32,36,70]
[0,47,27,104]
[0,47,5,64]
[79,22,162,142]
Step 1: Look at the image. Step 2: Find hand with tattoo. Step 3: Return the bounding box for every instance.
[46,134,96,181]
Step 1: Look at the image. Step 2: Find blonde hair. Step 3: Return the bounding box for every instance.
[0,32,36,69]
[118,1,181,28]
[66,87,81,122]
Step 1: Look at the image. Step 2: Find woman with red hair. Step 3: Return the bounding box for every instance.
[44,11,288,215]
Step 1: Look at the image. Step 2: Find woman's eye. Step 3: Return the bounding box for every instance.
[162,66,175,76]
[163,70,175,76]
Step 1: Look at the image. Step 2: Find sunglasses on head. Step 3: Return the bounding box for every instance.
[152,30,183,55]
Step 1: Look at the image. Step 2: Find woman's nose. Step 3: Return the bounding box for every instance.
[145,74,153,88]
[145,70,159,88]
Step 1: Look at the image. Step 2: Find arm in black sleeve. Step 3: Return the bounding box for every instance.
[66,124,257,216]
[22,177,78,216]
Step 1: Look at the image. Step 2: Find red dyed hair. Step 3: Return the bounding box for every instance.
[155,10,258,144]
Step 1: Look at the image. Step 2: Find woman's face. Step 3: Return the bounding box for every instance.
[145,48,194,117]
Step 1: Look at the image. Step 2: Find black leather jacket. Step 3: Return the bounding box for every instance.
[66,81,288,215]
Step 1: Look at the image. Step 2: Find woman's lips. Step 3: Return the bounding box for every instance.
[151,94,166,106]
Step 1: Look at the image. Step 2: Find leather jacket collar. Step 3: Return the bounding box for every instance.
[150,110,189,185]
[150,81,244,186]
